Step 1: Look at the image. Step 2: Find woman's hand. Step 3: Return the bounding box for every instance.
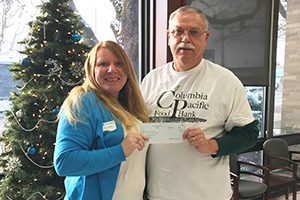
[183,127,218,155]
[121,133,149,157]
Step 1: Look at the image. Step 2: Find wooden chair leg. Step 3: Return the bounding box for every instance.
[285,187,288,199]
[293,185,296,200]
[264,191,269,200]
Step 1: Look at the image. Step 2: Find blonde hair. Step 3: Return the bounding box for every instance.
[61,40,149,130]
[169,6,209,31]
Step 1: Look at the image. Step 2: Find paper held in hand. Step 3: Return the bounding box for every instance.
[140,123,186,144]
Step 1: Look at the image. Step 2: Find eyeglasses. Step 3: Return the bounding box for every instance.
[170,28,207,39]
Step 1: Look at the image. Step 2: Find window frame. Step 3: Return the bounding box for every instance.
[144,0,300,152]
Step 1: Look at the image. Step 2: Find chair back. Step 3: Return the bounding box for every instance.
[230,154,238,174]
[263,138,289,166]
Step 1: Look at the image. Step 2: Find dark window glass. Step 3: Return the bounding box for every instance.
[187,0,272,86]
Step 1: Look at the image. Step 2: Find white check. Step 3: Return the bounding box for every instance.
[140,123,186,144]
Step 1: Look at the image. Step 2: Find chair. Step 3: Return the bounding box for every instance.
[289,149,300,185]
[263,138,298,200]
[230,154,268,200]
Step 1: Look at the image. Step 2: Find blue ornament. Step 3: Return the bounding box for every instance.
[21,58,32,67]
[27,147,36,155]
[52,107,60,114]
[72,33,81,42]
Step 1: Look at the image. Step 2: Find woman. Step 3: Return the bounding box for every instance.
[54,40,149,200]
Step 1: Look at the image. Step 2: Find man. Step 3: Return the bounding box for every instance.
[141,6,259,200]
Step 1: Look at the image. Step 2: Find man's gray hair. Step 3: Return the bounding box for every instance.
[168,6,209,31]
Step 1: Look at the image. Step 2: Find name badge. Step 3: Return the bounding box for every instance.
[103,120,117,132]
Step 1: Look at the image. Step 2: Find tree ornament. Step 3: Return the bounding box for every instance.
[27,147,37,155]
[71,33,81,42]
[46,58,62,77]
[30,100,44,117]
[5,156,22,172]
[21,58,32,67]
[16,109,23,118]
[69,62,84,77]
[52,107,60,114]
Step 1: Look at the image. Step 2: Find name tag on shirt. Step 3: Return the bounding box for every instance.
[103,120,117,132]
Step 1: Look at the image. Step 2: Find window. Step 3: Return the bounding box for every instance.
[273,0,300,136]
[0,0,43,150]
[0,65,20,143]
[183,0,272,139]
[245,87,265,138]
[0,0,141,146]
[72,0,141,78]
[161,0,300,169]
[186,0,272,86]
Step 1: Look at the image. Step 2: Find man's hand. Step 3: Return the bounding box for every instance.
[183,127,218,155]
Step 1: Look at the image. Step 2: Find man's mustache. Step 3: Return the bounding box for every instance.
[176,43,195,51]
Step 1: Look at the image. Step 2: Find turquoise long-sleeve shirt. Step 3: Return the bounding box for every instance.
[54,90,126,200]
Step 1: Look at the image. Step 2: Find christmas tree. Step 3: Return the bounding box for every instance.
[0,0,91,199]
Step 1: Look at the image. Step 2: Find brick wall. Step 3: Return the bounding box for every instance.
[281,0,300,132]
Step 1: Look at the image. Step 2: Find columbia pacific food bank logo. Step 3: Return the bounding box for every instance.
[150,85,209,123]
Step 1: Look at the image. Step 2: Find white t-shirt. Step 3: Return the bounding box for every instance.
[140,59,254,200]
[112,123,148,200]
